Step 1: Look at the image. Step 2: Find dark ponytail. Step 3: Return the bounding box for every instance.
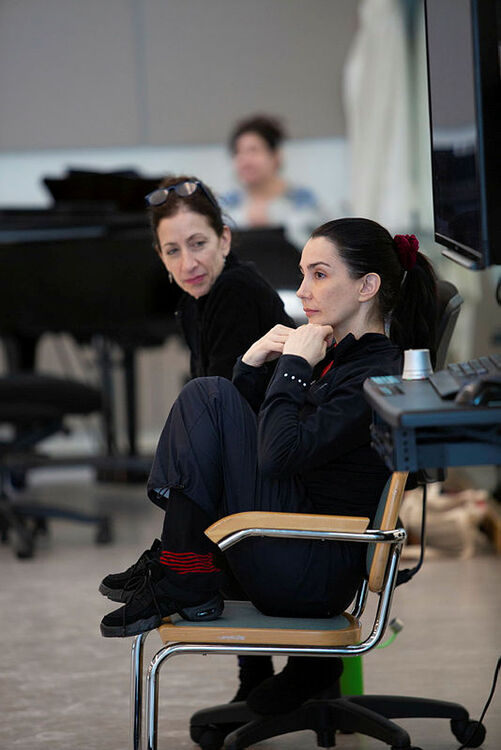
[390,252,438,365]
[311,218,438,365]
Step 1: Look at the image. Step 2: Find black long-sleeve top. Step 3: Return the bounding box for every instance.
[176,252,294,380]
[233,333,402,520]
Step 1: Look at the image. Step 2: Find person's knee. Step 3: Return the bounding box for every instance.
[181,375,224,396]
[179,376,237,408]
[175,377,215,411]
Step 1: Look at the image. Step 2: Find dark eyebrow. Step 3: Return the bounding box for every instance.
[187,233,207,242]
[298,261,332,273]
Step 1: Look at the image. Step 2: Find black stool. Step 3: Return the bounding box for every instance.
[0,373,112,558]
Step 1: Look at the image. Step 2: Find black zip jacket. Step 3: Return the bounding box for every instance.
[233,333,403,520]
[175,252,294,380]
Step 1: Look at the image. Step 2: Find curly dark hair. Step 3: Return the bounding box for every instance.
[228,114,286,153]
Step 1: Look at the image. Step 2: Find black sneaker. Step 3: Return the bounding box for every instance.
[100,562,224,638]
[99,538,162,603]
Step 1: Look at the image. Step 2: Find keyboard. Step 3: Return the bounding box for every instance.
[429,354,501,399]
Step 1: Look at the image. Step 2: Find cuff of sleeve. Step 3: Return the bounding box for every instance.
[266,355,313,397]
[233,356,267,379]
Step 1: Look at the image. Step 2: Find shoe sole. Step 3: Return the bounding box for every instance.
[100,595,224,638]
[178,595,224,622]
[99,582,136,604]
[100,613,164,638]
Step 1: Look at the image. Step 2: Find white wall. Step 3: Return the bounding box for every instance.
[0,0,358,150]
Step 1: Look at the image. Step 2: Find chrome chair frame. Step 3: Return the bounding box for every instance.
[130,523,406,750]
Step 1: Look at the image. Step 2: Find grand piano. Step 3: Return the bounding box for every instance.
[0,169,303,466]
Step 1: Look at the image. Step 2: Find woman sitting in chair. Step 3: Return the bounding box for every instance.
[100,218,437,712]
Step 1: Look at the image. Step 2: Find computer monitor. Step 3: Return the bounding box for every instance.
[231,226,305,323]
[231,226,301,290]
[424,0,501,268]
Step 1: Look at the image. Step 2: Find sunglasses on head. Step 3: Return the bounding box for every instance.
[145,180,219,210]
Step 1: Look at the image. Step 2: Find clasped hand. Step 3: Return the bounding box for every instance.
[242,323,334,368]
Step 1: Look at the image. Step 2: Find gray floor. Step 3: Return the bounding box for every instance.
[1,471,500,750]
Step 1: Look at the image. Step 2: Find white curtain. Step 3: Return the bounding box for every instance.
[343,0,413,232]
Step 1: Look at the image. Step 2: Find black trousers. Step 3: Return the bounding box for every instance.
[148,377,364,618]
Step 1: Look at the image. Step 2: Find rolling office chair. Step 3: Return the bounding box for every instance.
[435,279,463,371]
[0,372,112,558]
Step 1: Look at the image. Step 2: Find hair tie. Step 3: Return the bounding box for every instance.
[394,234,419,271]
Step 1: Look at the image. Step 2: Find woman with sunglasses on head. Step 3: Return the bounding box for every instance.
[101,175,293,699]
[100,217,437,715]
[147,175,294,381]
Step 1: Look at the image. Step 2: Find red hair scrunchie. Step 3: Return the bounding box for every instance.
[393,233,419,271]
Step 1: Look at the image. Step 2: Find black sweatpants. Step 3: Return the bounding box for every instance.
[148,377,364,618]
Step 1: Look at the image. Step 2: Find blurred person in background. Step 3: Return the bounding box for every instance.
[223,114,324,249]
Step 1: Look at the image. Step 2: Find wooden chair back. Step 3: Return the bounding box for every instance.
[366,471,409,592]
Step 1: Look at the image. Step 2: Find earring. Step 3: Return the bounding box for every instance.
[168,272,173,284]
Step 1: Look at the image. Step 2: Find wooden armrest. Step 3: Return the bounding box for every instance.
[205,511,369,544]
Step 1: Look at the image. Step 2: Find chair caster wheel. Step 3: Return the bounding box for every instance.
[33,517,49,535]
[190,724,226,750]
[16,540,34,559]
[451,718,486,747]
[316,729,336,747]
[13,520,35,559]
[190,725,203,743]
[95,517,113,544]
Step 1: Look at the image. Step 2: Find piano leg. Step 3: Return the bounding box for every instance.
[123,345,137,458]
[93,336,117,458]
[92,338,152,483]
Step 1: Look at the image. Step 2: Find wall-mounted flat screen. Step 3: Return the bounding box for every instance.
[424,0,501,268]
